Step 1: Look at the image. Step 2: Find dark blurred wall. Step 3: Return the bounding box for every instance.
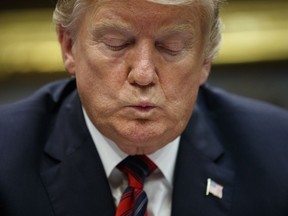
[0,0,55,10]
[209,61,288,109]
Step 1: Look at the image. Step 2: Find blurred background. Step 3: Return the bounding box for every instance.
[0,0,288,108]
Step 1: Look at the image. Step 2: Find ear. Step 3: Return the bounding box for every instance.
[200,60,211,85]
[57,25,76,76]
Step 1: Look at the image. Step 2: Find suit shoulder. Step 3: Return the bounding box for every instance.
[0,79,77,132]
[199,85,288,119]
[198,85,288,145]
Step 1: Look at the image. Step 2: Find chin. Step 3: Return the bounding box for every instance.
[122,119,165,137]
[117,137,167,155]
[113,120,178,153]
[119,145,159,155]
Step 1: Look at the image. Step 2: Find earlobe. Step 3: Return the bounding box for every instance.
[200,61,211,85]
[57,25,76,76]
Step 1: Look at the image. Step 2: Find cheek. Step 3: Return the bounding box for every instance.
[161,62,203,115]
[74,45,123,91]
[163,62,203,100]
[74,50,129,117]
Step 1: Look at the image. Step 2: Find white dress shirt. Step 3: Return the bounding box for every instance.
[83,109,180,216]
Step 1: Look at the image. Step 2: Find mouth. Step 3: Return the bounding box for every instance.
[130,106,155,112]
[128,102,157,112]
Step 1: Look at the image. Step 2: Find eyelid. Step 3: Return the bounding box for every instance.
[105,43,130,51]
[99,34,134,50]
[165,42,184,51]
[159,48,182,56]
[102,37,126,45]
[104,39,134,52]
[156,41,185,56]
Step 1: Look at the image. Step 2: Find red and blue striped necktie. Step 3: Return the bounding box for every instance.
[115,155,157,216]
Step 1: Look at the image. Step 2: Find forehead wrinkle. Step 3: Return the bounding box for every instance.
[85,2,135,34]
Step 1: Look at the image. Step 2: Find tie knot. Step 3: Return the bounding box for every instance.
[117,155,157,189]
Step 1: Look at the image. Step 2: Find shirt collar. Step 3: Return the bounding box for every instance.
[83,108,180,186]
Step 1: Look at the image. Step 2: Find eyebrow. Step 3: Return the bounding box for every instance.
[91,19,134,35]
[158,23,194,34]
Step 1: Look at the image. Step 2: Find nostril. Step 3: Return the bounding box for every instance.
[127,64,157,87]
[128,70,156,87]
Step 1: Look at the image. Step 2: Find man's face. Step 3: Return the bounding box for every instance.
[61,0,211,155]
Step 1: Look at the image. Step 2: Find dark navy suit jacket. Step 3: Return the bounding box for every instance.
[1,79,288,216]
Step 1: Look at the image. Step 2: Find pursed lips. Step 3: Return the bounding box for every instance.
[128,101,157,112]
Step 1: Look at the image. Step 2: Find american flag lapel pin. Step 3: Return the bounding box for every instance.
[206,178,224,199]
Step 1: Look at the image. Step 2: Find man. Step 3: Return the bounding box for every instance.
[0,0,288,215]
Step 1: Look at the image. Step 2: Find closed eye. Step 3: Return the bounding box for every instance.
[105,43,130,51]
[156,43,183,56]
[102,36,134,52]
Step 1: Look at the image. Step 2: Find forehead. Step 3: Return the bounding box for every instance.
[84,0,206,34]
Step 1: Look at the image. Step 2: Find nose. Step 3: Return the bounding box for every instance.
[128,40,158,87]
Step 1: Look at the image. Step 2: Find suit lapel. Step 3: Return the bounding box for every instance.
[40,92,115,216]
[172,106,235,216]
